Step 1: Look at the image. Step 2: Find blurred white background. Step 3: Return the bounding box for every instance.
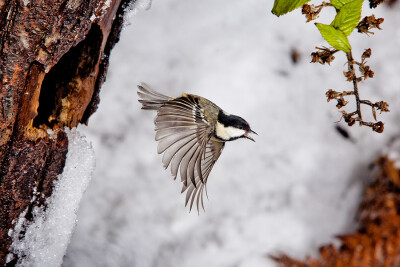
[63,1,400,266]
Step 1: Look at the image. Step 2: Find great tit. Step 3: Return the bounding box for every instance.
[137,82,257,211]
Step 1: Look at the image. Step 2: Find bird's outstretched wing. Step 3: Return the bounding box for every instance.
[137,82,171,110]
[154,94,225,211]
[180,140,224,211]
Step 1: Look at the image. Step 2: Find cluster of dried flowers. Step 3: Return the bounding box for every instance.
[302,2,332,22]
[303,3,388,132]
[326,48,388,133]
[358,15,384,35]
[271,156,400,267]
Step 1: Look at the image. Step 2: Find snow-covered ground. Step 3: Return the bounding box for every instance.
[63,1,400,267]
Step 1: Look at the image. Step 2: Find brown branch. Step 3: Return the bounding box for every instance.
[360,100,374,106]
[323,49,388,133]
[346,52,364,121]
[342,51,387,132]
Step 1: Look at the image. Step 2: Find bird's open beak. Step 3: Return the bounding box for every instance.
[249,129,258,135]
[244,129,257,142]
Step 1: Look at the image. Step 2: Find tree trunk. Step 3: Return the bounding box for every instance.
[0,0,131,264]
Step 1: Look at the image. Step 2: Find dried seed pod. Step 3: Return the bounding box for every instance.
[375,101,390,112]
[326,89,340,101]
[343,71,355,81]
[359,64,374,79]
[311,47,337,65]
[302,4,323,22]
[336,97,348,109]
[362,48,372,61]
[369,0,384,8]
[357,15,384,35]
[372,121,384,133]
[342,111,356,126]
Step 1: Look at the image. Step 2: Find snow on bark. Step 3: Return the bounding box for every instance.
[8,128,95,267]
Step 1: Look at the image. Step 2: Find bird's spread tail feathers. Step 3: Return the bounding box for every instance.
[137,82,171,110]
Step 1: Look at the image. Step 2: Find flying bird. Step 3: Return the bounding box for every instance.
[137,83,257,211]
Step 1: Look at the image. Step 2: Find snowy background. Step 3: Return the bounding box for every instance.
[63,1,400,267]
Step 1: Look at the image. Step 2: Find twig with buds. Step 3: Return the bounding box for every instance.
[324,49,389,133]
[272,0,389,133]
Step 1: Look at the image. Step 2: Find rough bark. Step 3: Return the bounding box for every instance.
[0,0,132,264]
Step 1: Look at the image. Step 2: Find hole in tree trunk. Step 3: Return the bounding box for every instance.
[33,23,103,129]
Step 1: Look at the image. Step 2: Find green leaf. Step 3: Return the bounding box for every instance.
[272,0,311,16]
[331,0,353,9]
[315,23,351,52]
[331,0,364,36]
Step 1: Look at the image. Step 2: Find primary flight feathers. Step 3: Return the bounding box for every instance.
[138,82,255,211]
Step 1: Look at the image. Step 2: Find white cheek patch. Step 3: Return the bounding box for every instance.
[216,122,246,141]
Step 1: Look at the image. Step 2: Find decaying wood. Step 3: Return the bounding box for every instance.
[272,156,400,267]
[0,0,132,264]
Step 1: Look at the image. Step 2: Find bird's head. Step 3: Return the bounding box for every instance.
[215,111,257,142]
